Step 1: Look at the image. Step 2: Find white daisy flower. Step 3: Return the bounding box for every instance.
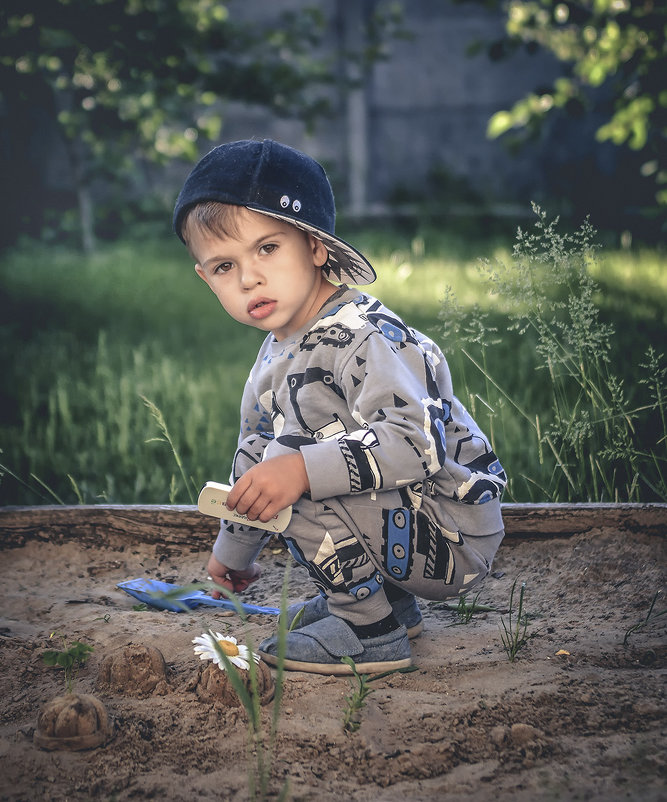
[192,632,260,672]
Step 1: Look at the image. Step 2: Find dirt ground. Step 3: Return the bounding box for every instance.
[0,524,665,802]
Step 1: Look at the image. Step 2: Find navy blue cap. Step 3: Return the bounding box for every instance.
[173,139,376,286]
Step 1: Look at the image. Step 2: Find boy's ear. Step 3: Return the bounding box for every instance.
[310,235,329,268]
[194,263,212,288]
[195,262,215,292]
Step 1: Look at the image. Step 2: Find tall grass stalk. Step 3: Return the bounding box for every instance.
[209,570,290,802]
[339,657,418,733]
[499,580,529,662]
[161,570,291,801]
[141,395,198,503]
[440,205,667,502]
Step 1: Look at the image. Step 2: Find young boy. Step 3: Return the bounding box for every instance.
[173,139,506,675]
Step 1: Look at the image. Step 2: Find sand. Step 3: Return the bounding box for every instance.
[0,523,665,801]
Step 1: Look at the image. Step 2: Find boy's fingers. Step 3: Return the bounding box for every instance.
[226,473,255,509]
[258,501,281,522]
[227,478,260,515]
[208,576,232,598]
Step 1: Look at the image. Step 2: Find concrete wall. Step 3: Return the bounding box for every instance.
[212,0,561,217]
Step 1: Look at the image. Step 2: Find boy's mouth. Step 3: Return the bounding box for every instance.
[248,298,276,320]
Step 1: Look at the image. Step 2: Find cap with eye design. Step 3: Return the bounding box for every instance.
[173,138,376,286]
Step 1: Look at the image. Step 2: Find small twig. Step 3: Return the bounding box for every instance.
[623,591,666,647]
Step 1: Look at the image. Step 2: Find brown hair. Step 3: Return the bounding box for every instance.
[182,201,312,259]
[181,201,247,247]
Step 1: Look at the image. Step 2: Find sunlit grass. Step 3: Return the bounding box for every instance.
[1,221,665,505]
[354,229,514,319]
[597,249,667,294]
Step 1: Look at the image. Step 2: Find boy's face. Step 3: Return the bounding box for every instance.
[190,208,334,341]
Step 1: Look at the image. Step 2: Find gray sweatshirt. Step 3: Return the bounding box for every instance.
[235,286,506,541]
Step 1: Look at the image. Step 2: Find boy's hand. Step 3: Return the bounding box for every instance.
[207,554,261,598]
[226,453,309,524]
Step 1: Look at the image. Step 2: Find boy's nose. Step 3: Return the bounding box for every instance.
[239,263,263,289]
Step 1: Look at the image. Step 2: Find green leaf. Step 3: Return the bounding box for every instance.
[487,110,514,138]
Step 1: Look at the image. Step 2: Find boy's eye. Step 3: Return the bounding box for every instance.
[260,243,277,255]
[214,262,233,274]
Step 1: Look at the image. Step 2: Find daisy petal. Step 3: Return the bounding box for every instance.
[191,630,259,673]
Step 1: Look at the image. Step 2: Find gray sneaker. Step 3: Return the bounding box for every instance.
[285,593,424,639]
[259,614,412,675]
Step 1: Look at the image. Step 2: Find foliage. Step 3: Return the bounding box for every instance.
[483,0,666,208]
[42,634,94,694]
[0,0,335,150]
[0,0,403,250]
[440,205,667,502]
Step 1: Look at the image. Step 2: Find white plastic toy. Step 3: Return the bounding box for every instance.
[197,481,292,533]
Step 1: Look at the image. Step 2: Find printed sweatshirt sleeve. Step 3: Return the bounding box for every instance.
[211,354,275,572]
[300,330,448,501]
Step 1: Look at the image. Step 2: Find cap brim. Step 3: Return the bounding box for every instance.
[247,207,376,286]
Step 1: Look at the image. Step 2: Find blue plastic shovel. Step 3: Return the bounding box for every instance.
[117,578,280,615]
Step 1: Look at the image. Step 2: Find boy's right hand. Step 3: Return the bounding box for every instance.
[225,452,309,523]
[207,554,261,598]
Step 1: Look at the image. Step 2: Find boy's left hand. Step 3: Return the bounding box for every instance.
[226,453,309,524]
[207,555,261,597]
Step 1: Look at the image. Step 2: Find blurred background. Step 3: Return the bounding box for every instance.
[1,0,665,506]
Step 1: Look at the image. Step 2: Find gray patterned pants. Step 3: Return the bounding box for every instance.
[219,433,504,627]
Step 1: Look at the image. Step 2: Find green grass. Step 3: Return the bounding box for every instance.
[1,217,665,505]
[499,580,530,662]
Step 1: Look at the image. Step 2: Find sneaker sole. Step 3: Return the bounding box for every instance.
[259,651,412,675]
